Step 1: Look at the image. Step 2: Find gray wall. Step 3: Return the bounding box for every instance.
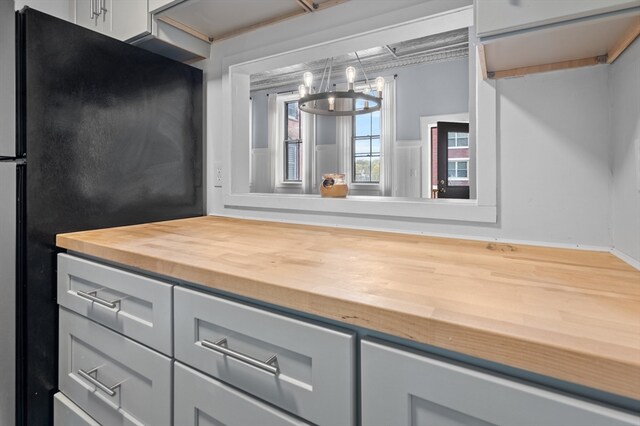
[396,58,469,140]
[250,57,469,147]
[609,38,640,263]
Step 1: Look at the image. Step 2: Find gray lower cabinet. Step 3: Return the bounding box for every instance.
[174,361,311,426]
[58,253,173,355]
[54,392,100,426]
[174,286,356,426]
[361,338,640,426]
[59,308,172,426]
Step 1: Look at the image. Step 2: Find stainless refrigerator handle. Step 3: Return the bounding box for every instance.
[90,0,94,18]
[78,367,120,397]
[200,338,280,375]
[100,0,107,13]
[94,0,101,17]
[76,290,120,309]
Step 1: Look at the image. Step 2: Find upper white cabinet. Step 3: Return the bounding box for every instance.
[476,0,640,79]
[73,0,147,41]
[70,0,209,62]
[476,0,640,38]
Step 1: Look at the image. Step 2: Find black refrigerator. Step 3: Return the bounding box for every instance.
[0,7,203,426]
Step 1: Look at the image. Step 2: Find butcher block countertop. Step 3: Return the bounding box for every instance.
[56,216,640,400]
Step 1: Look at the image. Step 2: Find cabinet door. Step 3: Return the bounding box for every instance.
[361,339,640,426]
[59,308,172,426]
[104,0,150,41]
[174,286,356,426]
[174,362,311,426]
[74,0,103,33]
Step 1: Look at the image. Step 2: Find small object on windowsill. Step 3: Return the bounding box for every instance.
[320,173,348,198]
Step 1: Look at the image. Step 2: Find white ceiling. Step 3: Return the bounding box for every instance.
[250,28,470,91]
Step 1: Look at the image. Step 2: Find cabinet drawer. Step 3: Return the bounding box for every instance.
[54,392,100,426]
[58,254,173,355]
[59,308,172,426]
[174,362,311,426]
[174,286,356,426]
[361,339,640,426]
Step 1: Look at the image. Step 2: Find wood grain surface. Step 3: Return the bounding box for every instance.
[56,216,640,400]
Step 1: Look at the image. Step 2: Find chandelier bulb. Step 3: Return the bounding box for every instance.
[298,84,307,98]
[346,66,356,91]
[328,95,335,112]
[375,76,385,96]
[303,71,313,89]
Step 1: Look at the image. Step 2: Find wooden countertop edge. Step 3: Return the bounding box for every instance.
[56,234,640,400]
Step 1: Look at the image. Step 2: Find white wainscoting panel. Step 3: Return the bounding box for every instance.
[251,148,271,193]
[394,142,422,198]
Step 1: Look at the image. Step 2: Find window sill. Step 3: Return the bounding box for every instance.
[224,193,497,223]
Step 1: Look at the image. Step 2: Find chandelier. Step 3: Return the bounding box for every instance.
[297,54,384,116]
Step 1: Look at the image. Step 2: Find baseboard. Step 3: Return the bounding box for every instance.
[610,248,640,271]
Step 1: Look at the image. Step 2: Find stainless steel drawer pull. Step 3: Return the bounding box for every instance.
[78,367,120,397]
[201,338,280,375]
[76,290,120,309]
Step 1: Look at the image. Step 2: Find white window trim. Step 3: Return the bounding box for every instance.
[339,79,394,194]
[272,93,315,191]
[225,5,497,223]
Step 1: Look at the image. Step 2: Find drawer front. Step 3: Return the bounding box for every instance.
[174,362,311,426]
[174,286,356,426]
[59,308,172,426]
[361,339,640,426]
[58,253,173,355]
[54,392,100,426]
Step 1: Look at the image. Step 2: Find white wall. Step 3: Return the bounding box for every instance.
[609,39,640,263]
[205,0,627,252]
[14,0,70,20]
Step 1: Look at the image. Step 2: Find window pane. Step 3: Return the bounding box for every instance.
[354,157,371,182]
[371,138,380,155]
[355,99,365,110]
[285,142,301,181]
[371,111,381,135]
[355,113,371,136]
[371,156,380,182]
[448,133,455,147]
[355,138,370,155]
[458,169,468,178]
[457,134,469,147]
[287,104,300,141]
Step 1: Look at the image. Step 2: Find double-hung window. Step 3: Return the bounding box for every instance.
[284,101,301,182]
[352,100,381,183]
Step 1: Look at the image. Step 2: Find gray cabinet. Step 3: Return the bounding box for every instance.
[59,308,172,426]
[58,254,173,355]
[174,286,356,426]
[174,362,311,426]
[53,392,100,426]
[361,338,640,426]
